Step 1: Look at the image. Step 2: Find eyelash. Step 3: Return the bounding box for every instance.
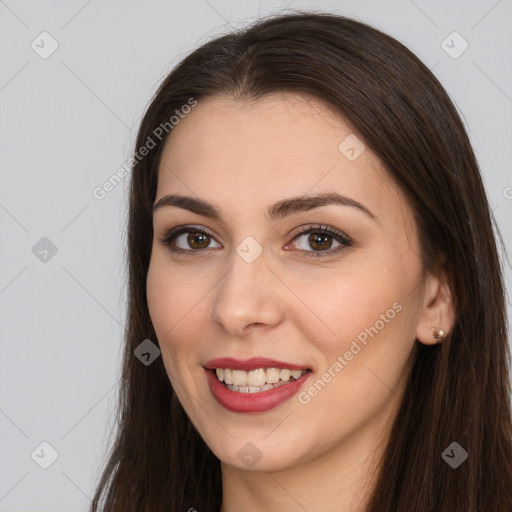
[157,224,353,258]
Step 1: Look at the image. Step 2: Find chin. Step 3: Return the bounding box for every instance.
[209,436,308,473]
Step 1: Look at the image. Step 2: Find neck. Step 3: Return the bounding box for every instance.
[219,409,395,512]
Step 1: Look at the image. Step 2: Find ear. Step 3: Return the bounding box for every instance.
[415,268,456,346]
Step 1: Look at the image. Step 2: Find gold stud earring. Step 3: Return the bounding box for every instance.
[432,327,445,342]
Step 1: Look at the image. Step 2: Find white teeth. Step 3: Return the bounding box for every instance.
[266,367,280,383]
[247,368,266,387]
[232,370,248,386]
[214,367,309,393]
[279,369,291,381]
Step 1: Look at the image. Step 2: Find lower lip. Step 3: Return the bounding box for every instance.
[205,368,312,413]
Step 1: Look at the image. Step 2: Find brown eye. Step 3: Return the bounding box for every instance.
[288,225,353,258]
[159,224,352,259]
[185,231,211,250]
[158,225,221,254]
[307,233,333,251]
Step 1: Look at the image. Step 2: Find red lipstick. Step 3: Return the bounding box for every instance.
[203,358,312,413]
[204,357,311,371]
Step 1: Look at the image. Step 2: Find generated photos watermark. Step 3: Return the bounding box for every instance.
[92,97,197,200]
[298,301,403,405]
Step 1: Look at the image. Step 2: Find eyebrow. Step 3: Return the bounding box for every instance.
[152,192,377,222]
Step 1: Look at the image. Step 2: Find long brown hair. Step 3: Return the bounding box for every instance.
[89,11,512,511]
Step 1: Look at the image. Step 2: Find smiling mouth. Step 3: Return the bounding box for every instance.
[212,367,311,394]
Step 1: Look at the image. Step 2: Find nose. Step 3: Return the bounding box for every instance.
[209,248,285,337]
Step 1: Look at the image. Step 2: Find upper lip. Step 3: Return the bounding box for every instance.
[204,357,312,371]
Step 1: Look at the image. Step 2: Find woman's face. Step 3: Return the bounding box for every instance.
[146,92,440,472]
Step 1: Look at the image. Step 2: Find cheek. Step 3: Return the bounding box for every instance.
[295,277,414,426]
[146,259,168,330]
[146,255,192,332]
[289,266,399,339]
[146,259,186,366]
[288,258,416,391]
[146,258,208,361]
[146,263,195,399]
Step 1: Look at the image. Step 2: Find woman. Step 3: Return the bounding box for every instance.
[89,11,512,512]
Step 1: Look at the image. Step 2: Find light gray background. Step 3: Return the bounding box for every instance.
[1,0,511,510]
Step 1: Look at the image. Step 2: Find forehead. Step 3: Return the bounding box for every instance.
[156,92,413,233]
[161,92,365,166]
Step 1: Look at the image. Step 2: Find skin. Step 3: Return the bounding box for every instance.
[146,92,455,512]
